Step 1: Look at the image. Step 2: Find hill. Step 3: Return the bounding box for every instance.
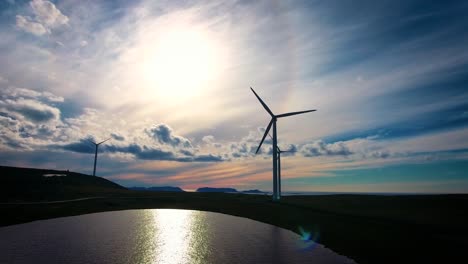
[129,186,184,192]
[241,189,266,194]
[196,187,238,193]
[1,166,127,202]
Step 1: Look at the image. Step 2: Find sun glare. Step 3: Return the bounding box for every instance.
[140,26,224,102]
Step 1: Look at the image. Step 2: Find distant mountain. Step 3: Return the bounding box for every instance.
[1,165,127,202]
[241,189,266,194]
[129,186,184,192]
[196,187,238,193]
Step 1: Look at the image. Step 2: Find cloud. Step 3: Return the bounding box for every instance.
[2,87,64,102]
[300,140,353,157]
[0,88,62,124]
[0,87,64,150]
[146,123,192,148]
[110,133,125,141]
[192,154,224,162]
[102,142,223,162]
[124,144,223,162]
[16,15,48,36]
[5,99,60,123]
[60,138,95,154]
[202,135,215,144]
[16,0,68,36]
[30,0,68,28]
[179,149,194,156]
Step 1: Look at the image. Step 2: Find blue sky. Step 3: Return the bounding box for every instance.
[1,0,467,193]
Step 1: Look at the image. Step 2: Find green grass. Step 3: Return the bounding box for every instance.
[2,191,468,264]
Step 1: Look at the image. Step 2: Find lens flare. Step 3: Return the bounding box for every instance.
[297,225,320,251]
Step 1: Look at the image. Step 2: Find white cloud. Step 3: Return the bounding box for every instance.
[30,0,69,28]
[202,135,215,144]
[3,87,64,102]
[16,15,48,36]
[15,0,68,36]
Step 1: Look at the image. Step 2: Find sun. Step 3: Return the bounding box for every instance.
[139,26,224,102]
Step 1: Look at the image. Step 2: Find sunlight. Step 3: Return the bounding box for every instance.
[152,209,194,264]
[140,25,224,102]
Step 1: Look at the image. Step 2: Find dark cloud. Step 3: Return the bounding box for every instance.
[0,88,63,150]
[100,142,223,162]
[146,123,192,148]
[103,143,141,154]
[192,154,224,162]
[60,139,95,154]
[1,98,60,123]
[370,151,391,159]
[111,133,125,141]
[279,144,298,156]
[15,103,57,122]
[227,127,278,158]
[179,149,194,156]
[300,140,353,157]
[136,147,176,160]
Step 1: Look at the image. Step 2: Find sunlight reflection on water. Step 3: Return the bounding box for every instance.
[0,209,355,264]
[153,209,193,264]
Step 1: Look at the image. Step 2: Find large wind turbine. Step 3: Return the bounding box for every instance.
[88,138,110,176]
[251,87,316,201]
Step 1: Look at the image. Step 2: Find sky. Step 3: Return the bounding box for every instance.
[1,0,468,193]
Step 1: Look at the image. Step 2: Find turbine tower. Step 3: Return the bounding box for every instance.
[89,138,110,176]
[269,133,296,197]
[276,145,295,196]
[251,87,316,201]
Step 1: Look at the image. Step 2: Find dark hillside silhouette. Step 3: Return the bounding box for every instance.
[1,166,126,202]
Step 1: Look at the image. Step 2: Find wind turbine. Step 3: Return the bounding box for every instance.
[88,138,110,176]
[269,134,296,196]
[251,87,316,201]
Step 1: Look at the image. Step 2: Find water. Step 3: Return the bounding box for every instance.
[0,209,355,264]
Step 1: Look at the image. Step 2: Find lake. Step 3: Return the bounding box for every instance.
[0,209,355,264]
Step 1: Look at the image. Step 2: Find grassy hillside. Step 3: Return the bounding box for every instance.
[0,166,127,202]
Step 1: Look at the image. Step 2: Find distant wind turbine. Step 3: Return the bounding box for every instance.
[269,134,296,196]
[251,87,316,201]
[88,138,110,176]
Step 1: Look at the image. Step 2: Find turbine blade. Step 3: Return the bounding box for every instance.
[276,109,316,118]
[256,119,273,154]
[87,139,97,145]
[250,87,274,117]
[97,138,111,145]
